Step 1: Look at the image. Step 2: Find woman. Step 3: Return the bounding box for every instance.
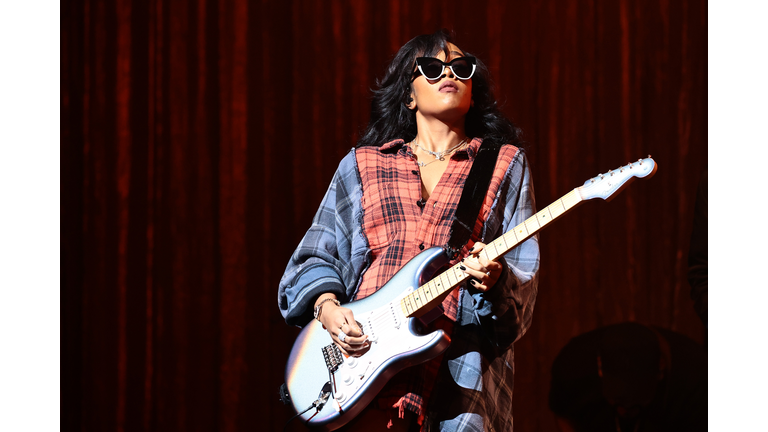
[279,30,539,431]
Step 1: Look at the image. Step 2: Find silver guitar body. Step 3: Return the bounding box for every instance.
[284,247,452,431]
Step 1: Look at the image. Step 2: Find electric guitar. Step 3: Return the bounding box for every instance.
[283,157,657,430]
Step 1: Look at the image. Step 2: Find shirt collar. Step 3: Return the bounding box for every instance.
[379,137,484,159]
[379,139,405,152]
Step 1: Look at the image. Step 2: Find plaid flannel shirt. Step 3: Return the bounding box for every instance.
[279,138,540,431]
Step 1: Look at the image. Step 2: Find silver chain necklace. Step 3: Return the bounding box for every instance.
[411,137,468,167]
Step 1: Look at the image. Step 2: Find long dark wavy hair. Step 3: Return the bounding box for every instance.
[356,29,522,148]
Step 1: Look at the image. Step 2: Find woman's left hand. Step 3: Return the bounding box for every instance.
[460,242,503,292]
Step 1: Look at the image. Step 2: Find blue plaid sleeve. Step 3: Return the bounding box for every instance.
[470,151,540,348]
[278,150,368,327]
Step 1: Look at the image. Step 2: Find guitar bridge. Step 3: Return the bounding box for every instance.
[322,344,344,373]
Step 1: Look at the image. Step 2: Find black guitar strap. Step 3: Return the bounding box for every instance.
[444,139,502,260]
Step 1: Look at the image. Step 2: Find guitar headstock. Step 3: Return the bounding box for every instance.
[578,156,657,201]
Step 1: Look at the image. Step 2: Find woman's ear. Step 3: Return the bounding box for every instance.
[406,90,416,110]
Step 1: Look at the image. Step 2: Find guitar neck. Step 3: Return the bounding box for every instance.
[400,188,584,318]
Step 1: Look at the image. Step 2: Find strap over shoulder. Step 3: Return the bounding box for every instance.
[444,139,502,260]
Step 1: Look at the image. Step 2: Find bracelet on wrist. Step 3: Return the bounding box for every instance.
[313,298,340,322]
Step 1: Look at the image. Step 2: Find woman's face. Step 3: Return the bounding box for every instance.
[409,42,473,123]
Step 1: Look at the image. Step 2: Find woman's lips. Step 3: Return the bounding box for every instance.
[439,82,459,92]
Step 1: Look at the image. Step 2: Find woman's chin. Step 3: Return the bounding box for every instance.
[419,104,470,122]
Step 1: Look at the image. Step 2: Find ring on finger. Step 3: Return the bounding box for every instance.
[338,331,347,343]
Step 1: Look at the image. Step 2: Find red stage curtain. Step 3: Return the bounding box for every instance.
[61,1,707,430]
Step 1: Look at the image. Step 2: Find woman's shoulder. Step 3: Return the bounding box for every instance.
[333,148,360,179]
[491,142,524,169]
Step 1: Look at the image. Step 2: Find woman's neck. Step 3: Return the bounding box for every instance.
[413,115,467,152]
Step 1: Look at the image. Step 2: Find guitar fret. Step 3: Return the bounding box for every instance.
[524,218,540,234]
[439,273,450,294]
[434,279,443,297]
[536,208,552,227]
[431,279,441,296]
[484,248,492,262]
[504,231,518,249]
[498,234,510,251]
[408,295,417,313]
[515,222,528,238]
[402,297,412,315]
[413,291,424,308]
[445,266,457,286]
[452,268,462,286]
[423,285,434,302]
[411,289,426,309]
[453,266,466,285]
[548,199,566,219]
[490,241,501,259]
[563,190,582,210]
[423,281,434,300]
[400,299,409,316]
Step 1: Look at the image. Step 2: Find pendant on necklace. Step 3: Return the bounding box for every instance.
[416,159,437,168]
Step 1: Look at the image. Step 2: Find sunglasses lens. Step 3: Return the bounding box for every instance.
[451,60,472,79]
[421,60,444,79]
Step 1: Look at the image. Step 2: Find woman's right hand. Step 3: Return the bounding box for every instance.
[315,295,370,356]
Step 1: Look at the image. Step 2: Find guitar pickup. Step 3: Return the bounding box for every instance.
[322,344,344,373]
[389,303,401,329]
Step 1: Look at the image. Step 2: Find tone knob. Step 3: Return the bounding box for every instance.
[335,391,345,403]
[346,357,358,368]
[342,374,354,385]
